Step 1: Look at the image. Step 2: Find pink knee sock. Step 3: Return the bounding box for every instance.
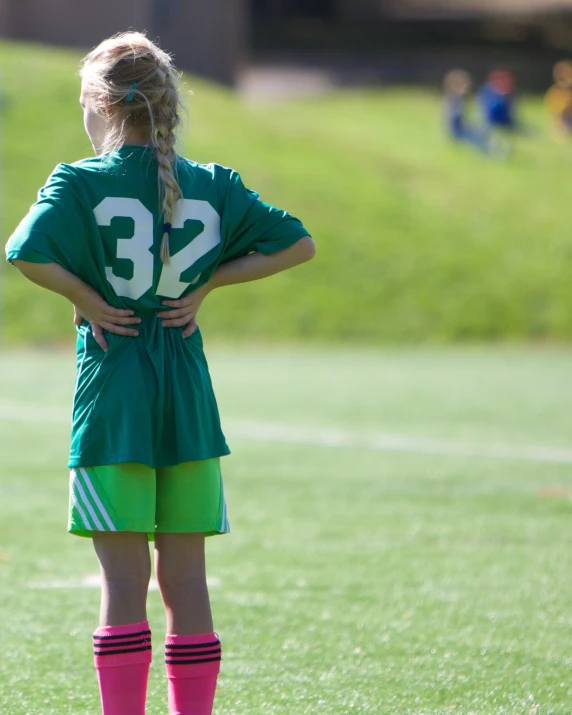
[93,621,152,715]
[165,632,222,715]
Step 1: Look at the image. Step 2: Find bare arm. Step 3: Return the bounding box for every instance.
[11,260,141,340]
[12,234,315,341]
[210,235,315,290]
[158,235,316,333]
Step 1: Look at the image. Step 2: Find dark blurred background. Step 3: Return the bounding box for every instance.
[2,0,572,90]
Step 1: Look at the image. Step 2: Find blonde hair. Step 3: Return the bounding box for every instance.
[80,31,183,264]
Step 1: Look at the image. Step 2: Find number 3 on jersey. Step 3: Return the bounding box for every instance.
[94,197,221,300]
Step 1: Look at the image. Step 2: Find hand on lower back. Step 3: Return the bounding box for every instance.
[73,284,141,352]
[158,284,210,337]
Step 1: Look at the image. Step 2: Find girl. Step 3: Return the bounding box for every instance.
[6,32,314,715]
[443,70,488,153]
[545,60,572,142]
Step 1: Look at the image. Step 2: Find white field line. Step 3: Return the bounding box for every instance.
[227,420,572,465]
[2,399,572,465]
[28,575,221,591]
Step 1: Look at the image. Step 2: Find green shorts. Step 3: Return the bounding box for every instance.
[69,458,229,539]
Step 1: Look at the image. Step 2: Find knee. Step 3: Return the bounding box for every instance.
[154,534,206,593]
[94,535,151,586]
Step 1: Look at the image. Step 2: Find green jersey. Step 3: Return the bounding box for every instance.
[6,146,310,468]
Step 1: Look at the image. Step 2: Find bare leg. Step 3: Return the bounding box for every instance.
[92,532,151,626]
[154,533,213,634]
[91,533,152,715]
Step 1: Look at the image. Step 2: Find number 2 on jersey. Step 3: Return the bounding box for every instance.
[94,197,221,300]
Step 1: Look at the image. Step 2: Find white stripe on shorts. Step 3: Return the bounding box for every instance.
[72,470,105,531]
[79,468,116,531]
[69,470,94,531]
[220,480,230,534]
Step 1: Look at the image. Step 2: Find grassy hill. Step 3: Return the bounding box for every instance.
[1,40,572,345]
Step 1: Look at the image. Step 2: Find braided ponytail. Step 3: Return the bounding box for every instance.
[80,32,184,265]
[153,81,181,265]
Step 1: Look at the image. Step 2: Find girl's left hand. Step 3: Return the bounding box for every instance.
[73,305,141,352]
[72,284,141,352]
[158,283,211,338]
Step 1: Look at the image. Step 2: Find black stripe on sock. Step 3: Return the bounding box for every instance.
[165,647,221,658]
[95,637,150,649]
[94,629,151,641]
[94,645,152,657]
[165,640,220,650]
[165,655,222,665]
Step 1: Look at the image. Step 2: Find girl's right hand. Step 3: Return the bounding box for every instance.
[72,284,141,352]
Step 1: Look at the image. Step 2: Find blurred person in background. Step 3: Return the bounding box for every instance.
[545,60,572,142]
[443,69,489,152]
[478,69,520,133]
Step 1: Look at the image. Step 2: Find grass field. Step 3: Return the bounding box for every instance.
[4,41,572,344]
[1,346,572,713]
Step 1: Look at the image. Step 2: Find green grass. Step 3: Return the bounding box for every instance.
[3,41,572,344]
[2,346,572,713]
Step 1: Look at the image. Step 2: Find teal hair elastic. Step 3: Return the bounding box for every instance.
[126,83,137,101]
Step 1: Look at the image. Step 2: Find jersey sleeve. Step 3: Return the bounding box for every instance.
[5,164,87,272]
[219,169,310,262]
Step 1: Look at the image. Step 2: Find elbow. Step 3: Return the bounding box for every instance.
[298,235,316,263]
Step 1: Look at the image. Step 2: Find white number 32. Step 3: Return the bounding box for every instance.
[94,197,221,300]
